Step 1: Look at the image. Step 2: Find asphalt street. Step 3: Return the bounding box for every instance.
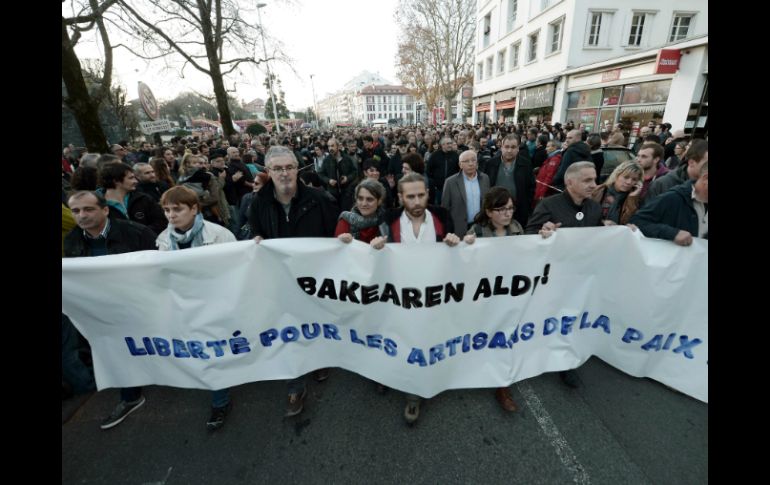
[62,356,707,484]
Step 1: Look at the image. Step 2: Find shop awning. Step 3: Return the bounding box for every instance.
[476,103,491,112]
[495,99,516,110]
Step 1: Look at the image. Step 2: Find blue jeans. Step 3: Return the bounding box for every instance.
[212,389,230,408]
[61,314,95,394]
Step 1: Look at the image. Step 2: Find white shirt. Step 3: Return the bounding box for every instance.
[400,208,437,243]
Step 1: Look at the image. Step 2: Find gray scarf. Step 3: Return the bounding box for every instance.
[338,207,383,240]
[168,213,206,250]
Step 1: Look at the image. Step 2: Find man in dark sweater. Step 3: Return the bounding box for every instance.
[64,191,157,430]
[482,134,535,227]
[525,161,609,388]
[426,136,460,205]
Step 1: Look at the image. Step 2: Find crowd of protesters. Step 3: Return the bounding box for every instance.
[62,118,707,429]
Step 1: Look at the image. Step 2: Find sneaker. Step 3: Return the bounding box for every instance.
[404,399,421,425]
[206,402,232,431]
[286,388,307,417]
[313,368,330,382]
[559,370,580,389]
[100,396,146,430]
[495,387,518,412]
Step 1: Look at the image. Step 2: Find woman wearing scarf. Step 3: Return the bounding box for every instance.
[177,154,225,226]
[156,186,236,430]
[462,187,523,413]
[591,161,644,225]
[335,178,389,392]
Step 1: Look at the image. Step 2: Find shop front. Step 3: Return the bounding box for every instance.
[517,83,555,124]
[565,79,671,137]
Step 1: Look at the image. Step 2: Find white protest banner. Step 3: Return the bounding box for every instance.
[139,119,172,134]
[61,227,708,402]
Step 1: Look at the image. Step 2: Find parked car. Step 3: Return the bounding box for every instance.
[598,147,635,184]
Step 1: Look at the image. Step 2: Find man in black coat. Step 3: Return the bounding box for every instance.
[482,134,535,227]
[552,129,592,191]
[630,162,708,245]
[248,146,339,418]
[426,136,460,205]
[99,162,167,235]
[64,190,157,430]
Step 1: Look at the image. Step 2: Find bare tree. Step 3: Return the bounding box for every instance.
[62,0,120,153]
[395,0,475,121]
[111,0,287,138]
[395,32,441,119]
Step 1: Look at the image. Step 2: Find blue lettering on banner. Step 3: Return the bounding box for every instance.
[173,339,191,358]
[621,327,703,359]
[383,338,398,357]
[229,331,251,354]
[408,348,428,367]
[207,340,227,357]
[154,337,171,356]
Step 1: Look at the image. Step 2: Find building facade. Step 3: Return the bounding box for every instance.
[472,0,708,139]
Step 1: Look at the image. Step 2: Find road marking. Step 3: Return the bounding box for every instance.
[517,381,591,484]
[142,467,173,485]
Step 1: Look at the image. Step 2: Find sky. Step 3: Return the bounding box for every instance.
[66,0,402,112]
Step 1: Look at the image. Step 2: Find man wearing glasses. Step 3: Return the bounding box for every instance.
[248,145,339,417]
[441,150,490,235]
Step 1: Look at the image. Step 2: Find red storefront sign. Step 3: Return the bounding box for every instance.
[602,69,621,82]
[655,49,681,74]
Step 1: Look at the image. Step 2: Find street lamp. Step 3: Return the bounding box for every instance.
[256,3,280,134]
[310,74,319,129]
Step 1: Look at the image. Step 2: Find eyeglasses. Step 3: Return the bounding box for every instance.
[491,206,515,214]
[269,165,298,174]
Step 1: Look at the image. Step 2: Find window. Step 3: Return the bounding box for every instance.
[628,13,647,46]
[670,13,693,41]
[477,62,484,81]
[527,30,539,62]
[486,56,493,78]
[509,41,520,70]
[548,17,564,54]
[482,13,491,48]
[587,12,601,46]
[497,49,506,74]
[506,0,518,32]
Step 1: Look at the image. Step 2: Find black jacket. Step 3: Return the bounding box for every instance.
[531,146,548,169]
[64,218,158,257]
[483,153,535,227]
[107,190,166,235]
[136,181,169,203]
[248,179,339,239]
[426,150,460,197]
[525,192,603,234]
[630,180,704,241]
[552,142,592,190]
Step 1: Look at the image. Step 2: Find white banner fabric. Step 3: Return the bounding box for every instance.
[61,227,708,402]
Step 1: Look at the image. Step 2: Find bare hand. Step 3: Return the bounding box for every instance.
[340,176,348,184]
[253,235,263,244]
[463,234,476,245]
[602,219,617,226]
[386,174,395,188]
[673,230,693,246]
[233,171,243,181]
[338,233,353,244]
[443,233,460,247]
[539,221,561,239]
[329,179,338,187]
[630,182,643,197]
[626,223,638,232]
[370,236,386,250]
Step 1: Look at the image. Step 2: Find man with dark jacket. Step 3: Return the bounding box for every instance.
[361,135,390,175]
[482,135,535,227]
[552,129,592,191]
[426,136,460,205]
[99,162,167,235]
[318,138,357,205]
[249,146,339,417]
[64,190,157,430]
[525,161,605,389]
[630,162,708,245]
[133,162,168,203]
[647,140,707,201]
[225,146,255,208]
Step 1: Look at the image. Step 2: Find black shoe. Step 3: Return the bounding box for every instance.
[100,396,146,430]
[559,370,580,388]
[206,402,232,431]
